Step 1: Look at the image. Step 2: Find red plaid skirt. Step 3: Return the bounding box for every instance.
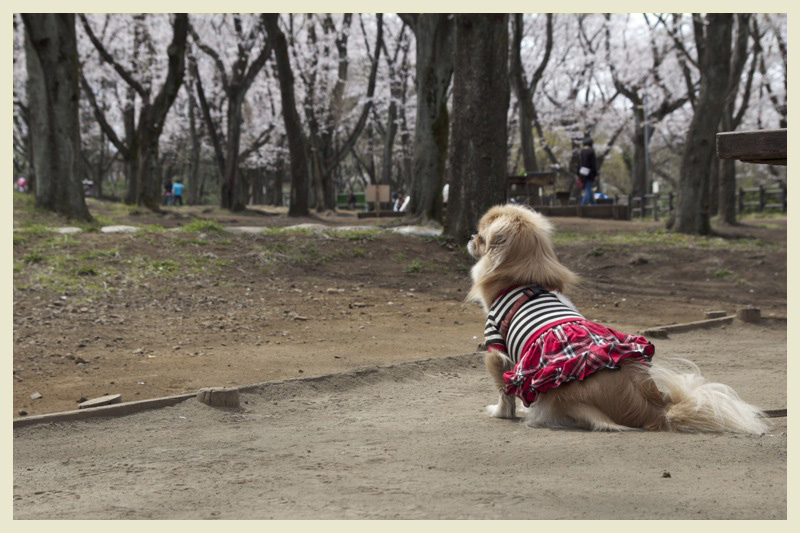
[503,319,655,407]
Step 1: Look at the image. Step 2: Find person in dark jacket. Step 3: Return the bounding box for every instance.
[577,138,598,205]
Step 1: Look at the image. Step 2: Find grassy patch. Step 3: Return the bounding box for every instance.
[181,219,225,234]
[422,233,457,248]
[149,259,181,273]
[404,260,425,274]
[78,247,120,261]
[713,268,732,278]
[260,227,317,237]
[21,251,45,264]
[328,228,379,241]
[554,228,774,251]
[16,223,53,235]
[138,224,168,233]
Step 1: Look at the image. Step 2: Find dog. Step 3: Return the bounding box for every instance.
[467,204,768,433]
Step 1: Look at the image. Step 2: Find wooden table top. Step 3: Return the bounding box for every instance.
[716,128,787,166]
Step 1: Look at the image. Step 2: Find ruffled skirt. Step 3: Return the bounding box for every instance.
[503,319,655,406]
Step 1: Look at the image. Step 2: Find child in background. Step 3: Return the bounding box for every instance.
[172,179,184,206]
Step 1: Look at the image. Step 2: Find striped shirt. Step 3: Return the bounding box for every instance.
[485,285,584,362]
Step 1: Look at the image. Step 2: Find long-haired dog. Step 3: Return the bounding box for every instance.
[468,204,768,433]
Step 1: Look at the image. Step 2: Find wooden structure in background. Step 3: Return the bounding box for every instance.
[716,128,787,166]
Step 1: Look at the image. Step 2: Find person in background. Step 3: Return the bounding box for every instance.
[172,179,184,206]
[163,179,173,206]
[16,176,27,193]
[577,138,598,205]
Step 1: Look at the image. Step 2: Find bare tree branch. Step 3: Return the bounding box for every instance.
[78,14,148,98]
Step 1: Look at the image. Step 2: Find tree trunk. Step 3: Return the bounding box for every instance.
[404,14,454,222]
[381,97,398,186]
[187,86,201,205]
[631,105,648,197]
[22,13,92,221]
[708,153,720,215]
[718,14,754,226]
[122,91,138,204]
[222,92,245,211]
[510,14,545,204]
[675,14,733,235]
[445,14,509,244]
[264,14,310,217]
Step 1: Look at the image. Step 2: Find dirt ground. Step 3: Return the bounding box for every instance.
[12,321,786,519]
[12,200,786,418]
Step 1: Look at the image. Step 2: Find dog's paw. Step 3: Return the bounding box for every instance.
[486,403,515,419]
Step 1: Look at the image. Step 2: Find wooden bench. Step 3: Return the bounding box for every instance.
[716,128,787,166]
[506,171,556,205]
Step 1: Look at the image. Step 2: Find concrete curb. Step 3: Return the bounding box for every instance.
[641,314,787,338]
[13,392,196,429]
[641,316,736,338]
[13,352,484,429]
[14,313,788,429]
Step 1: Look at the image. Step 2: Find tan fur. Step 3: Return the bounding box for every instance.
[484,350,516,419]
[471,204,768,434]
[468,205,578,311]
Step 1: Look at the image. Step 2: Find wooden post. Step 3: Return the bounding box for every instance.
[782,183,787,213]
[653,193,660,221]
[759,185,765,212]
[738,187,744,214]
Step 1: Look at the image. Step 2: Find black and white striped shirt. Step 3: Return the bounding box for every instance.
[484,285,584,362]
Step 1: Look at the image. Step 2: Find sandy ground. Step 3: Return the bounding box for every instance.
[13,320,786,519]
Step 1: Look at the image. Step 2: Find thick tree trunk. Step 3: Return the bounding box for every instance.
[264,14,310,217]
[445,14,509,244]
[405,14,454,222]
[222,93,245,211]
[675,14,733,235]
[708,153,720,215]
[135,111,161,210]
[22,13,92,221]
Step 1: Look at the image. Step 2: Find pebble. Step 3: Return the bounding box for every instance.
[30,392,42,400]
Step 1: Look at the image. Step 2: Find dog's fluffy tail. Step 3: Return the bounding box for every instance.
[649,359,768,434]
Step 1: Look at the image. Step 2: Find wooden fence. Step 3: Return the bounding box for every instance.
[738,185,787,213]
[611,185,786,221]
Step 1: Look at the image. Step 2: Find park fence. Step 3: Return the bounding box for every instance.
[612,185,786,221]
[738,185,787,214]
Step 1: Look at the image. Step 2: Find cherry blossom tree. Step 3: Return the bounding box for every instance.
[188,14,274,211]
[79,13,189,211]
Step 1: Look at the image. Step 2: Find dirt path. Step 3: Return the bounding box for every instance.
[13,321,786,519]
[12,211,787,418]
